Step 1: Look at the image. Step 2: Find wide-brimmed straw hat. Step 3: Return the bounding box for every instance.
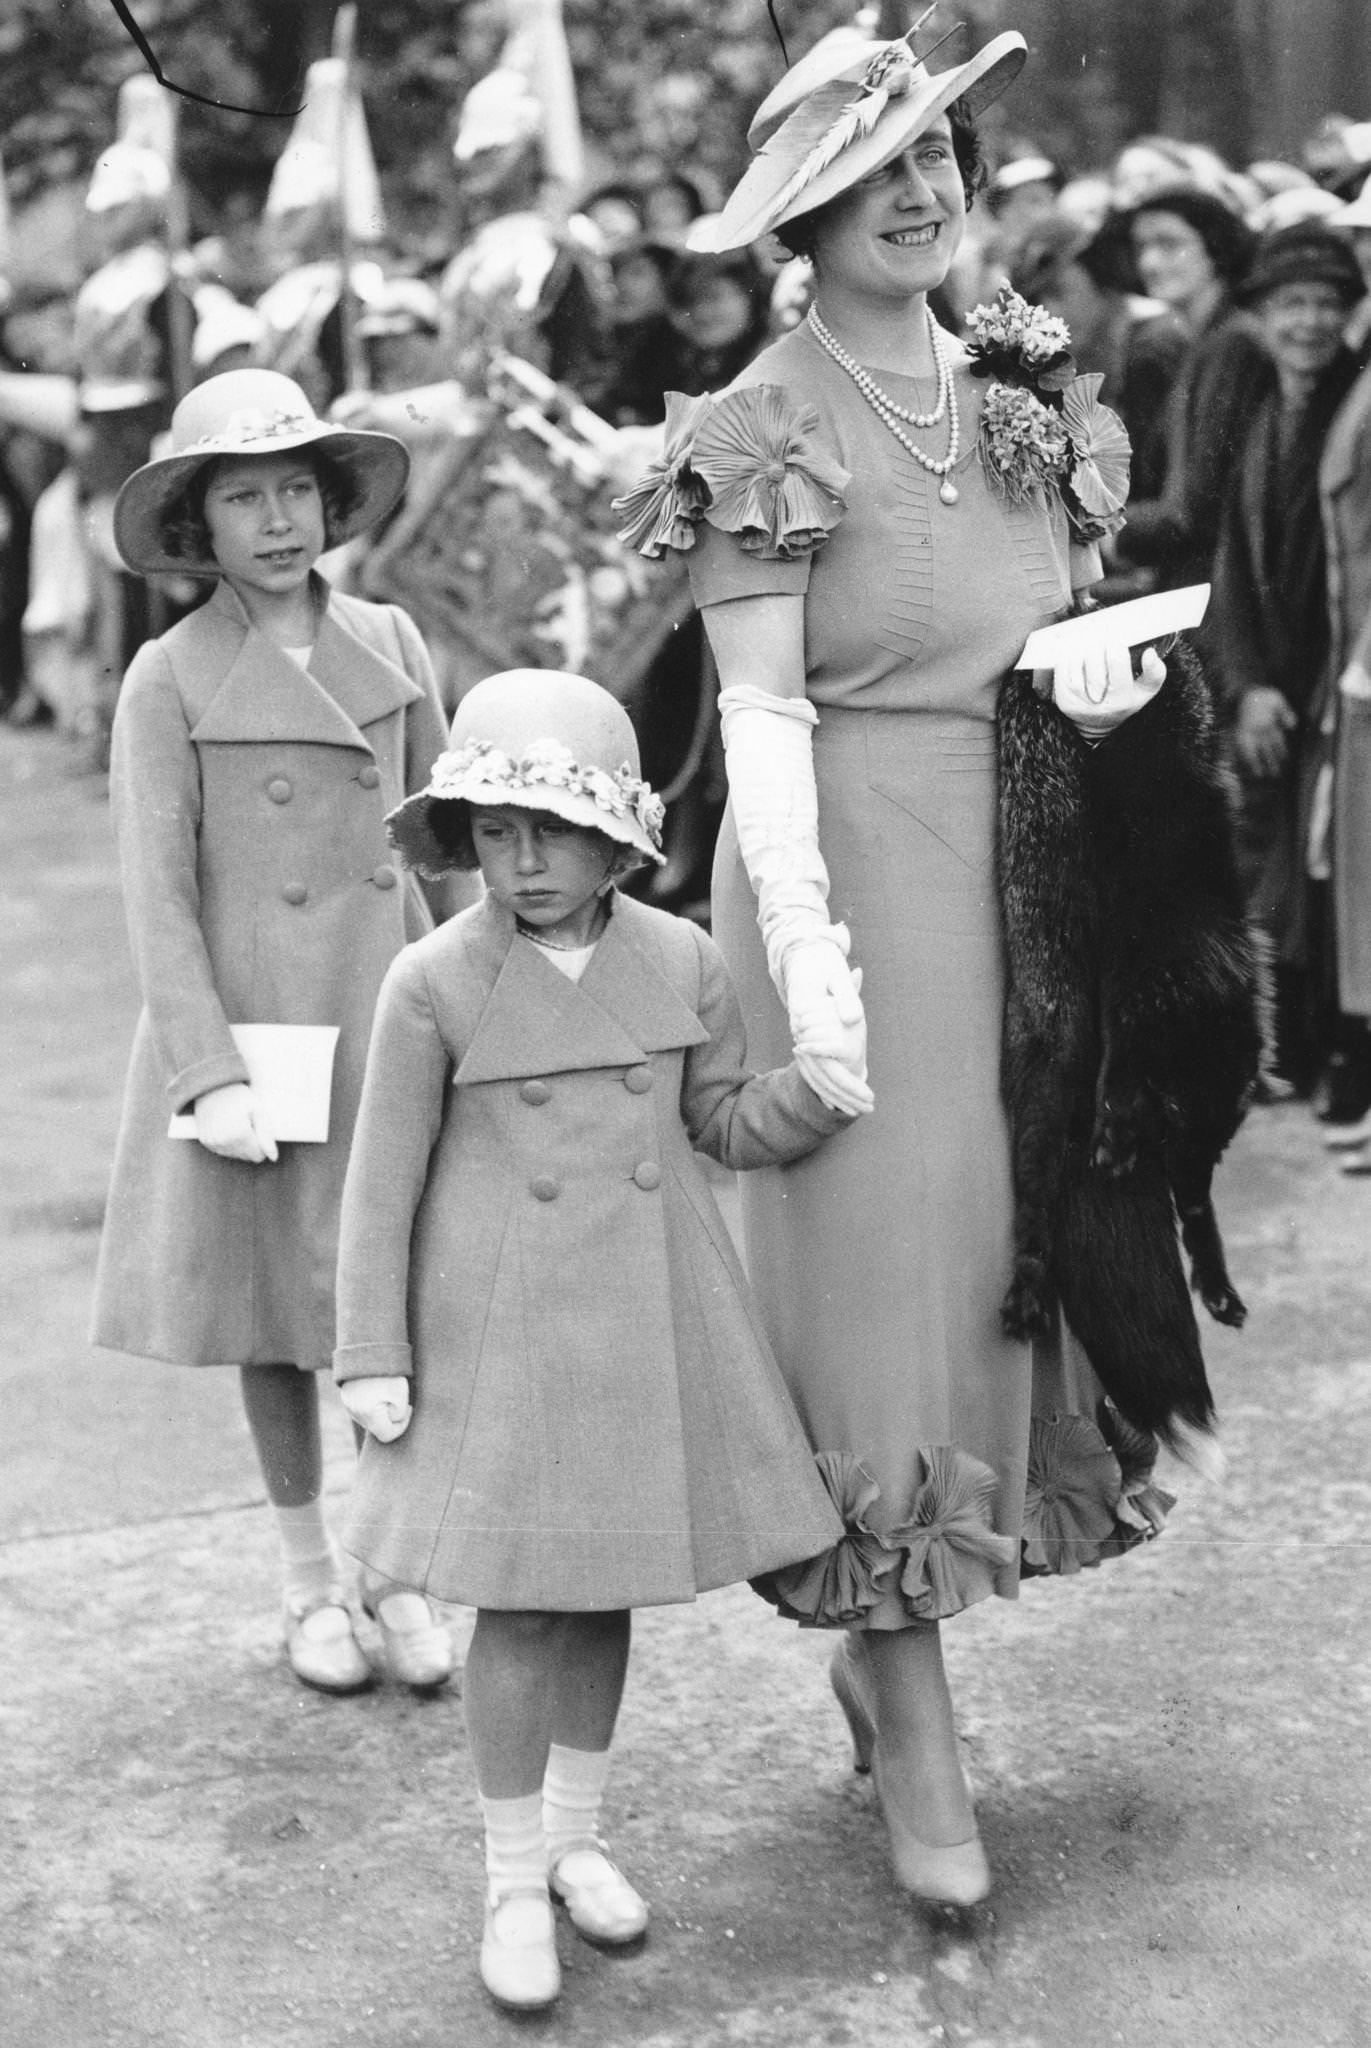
[688,21,1027,254]
[387,669,667,875]
[113,368,410,577]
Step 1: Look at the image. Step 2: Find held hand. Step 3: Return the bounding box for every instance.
[784,943,874,1117]
[1235,686,1296,778]
[193,1082,278,1163]
[339,1376,413,1443]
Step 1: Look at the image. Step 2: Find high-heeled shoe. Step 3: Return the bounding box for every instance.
[870,1752,991,1908]
[828,1638,875,1774]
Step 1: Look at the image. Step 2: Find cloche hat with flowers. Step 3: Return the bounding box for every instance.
[113,368,410,578]
[688,11,1027,255]
[387,669,667,875]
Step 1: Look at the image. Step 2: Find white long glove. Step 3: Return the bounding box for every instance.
[339,1376,413,1443]
[718,684,873,1117]
[1044,644,1167,743]
[193,1081,278,1163]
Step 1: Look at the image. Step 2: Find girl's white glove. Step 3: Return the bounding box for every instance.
[339,1376,413,1443]
[193,1082,278,1163]
[718,684,873,1117]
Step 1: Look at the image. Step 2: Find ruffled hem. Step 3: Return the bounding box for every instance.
[613,384,849,563]
[752,1445,1015,1628]
[1019,1406,1175,1578]
[753,1412,1175,1624]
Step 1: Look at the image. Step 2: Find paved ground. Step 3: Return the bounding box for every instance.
[2,722,1368,2048]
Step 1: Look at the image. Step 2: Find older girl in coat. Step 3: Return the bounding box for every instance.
[91,370,460,1696]
[333,669,854,2013]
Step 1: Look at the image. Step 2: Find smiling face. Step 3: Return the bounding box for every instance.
[808,115,967,309]
[1257,279,1350,385]
[202,451,327,617]
[469,804,621,948]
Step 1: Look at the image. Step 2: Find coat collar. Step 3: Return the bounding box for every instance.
[188,575,423,751]
[454,894,710,1084]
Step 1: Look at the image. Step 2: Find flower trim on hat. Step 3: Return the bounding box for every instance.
[966,286,1131,543]
[422,735,665,846]
[186,405,316,451]
[614,385,850,563]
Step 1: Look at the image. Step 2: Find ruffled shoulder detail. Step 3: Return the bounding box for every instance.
[613,384,850,562]
[693,386,850,559]
[751,1452,901,1627]
[889,1447,1019,1621]
[611,391,716,559]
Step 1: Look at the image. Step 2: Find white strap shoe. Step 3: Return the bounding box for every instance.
[550,1845,649,1946]
[283,1599,372,1696]
[364,1589,453,1690]
[480,1889,561,2010]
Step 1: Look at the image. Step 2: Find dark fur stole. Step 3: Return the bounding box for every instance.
[996,638,1264,1456]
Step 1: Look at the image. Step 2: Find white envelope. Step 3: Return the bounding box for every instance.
[169,1024,341,1143]
[1016,583,1211,670]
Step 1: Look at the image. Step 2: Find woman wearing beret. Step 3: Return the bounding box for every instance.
[615,21,1245,1909]
[1093,182,1273,592]
[1207,224,1364,1096]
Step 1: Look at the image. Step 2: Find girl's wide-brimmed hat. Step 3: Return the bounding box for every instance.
[688,21,1028,254]
[387,669,667,874]
[113,368,410,577]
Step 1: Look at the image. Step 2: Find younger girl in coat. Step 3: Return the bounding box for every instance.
[92,369,460,1697]
[333,668,859,2013]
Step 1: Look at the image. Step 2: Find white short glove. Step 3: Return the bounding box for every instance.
[193,1082,278,1163]
[339,1376,413,1443]
[718,684,873,1117]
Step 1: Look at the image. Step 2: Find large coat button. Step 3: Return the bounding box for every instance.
[266,777,293,804]
[530,1174,560,1202]
[282,883,308,906]
[357,764,381,789]
[519,1080,551,1106]
[371,864,399,890]
[632,1161,661,1191]
[623,1066,652,1094]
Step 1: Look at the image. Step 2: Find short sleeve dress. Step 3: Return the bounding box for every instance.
[631,320,1172,1630]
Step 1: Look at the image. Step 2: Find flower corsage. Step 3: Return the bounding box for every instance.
[965,285,1131,544]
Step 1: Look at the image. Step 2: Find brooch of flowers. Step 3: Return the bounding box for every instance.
[965,284,1131,542]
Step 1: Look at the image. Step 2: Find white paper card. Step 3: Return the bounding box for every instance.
[1015,583,1210,670]
[168,1025,341,1143]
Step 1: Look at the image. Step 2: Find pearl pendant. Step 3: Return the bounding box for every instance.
[939,478,959,505]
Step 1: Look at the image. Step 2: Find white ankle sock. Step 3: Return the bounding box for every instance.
[480,1792,549,1903]
[543,1745,611,1865]
[274,1500,339,1611]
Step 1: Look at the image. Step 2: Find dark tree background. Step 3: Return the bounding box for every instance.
[3,0,1369,276]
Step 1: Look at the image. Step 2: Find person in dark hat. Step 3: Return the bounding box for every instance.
[1095,182,1274,592]
[1011,207,1187,527]
[1205,223,1365,1093]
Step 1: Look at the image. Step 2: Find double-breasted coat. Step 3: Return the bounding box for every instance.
[91,574,454,1373]
[333,891,849,1611]
[1319,361,1371,1014]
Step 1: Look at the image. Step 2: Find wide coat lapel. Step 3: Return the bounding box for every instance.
[188,576,422,752]
[455,896,709,1085]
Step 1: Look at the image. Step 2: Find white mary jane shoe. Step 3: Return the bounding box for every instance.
[283,1598,372,1696]
[364,1589,453,1690]
[480,1889,561,2010]
[550,1845,649,1946]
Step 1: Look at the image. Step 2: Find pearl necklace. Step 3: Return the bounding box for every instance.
[807,303,962,504]
[518,922,598,952]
